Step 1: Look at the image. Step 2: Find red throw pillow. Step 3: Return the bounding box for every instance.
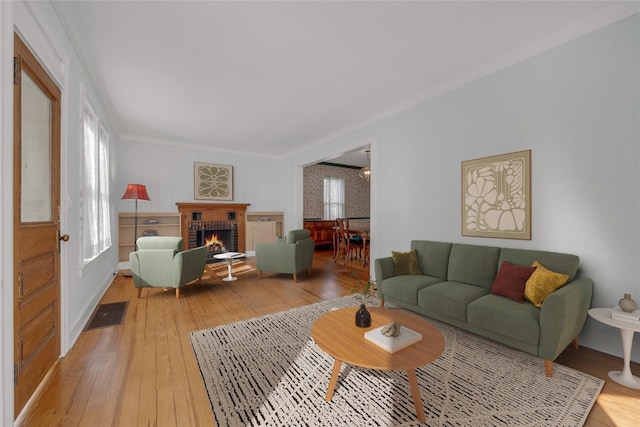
[491,261,537,303]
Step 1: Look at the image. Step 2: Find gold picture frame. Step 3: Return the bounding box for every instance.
[461,150,531,239]
[194,162,233,201]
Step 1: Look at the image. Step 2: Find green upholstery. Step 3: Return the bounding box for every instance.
[255,229,314,282]
[410,240,452,280]
[129,236,206,298]
[375,240,593,377]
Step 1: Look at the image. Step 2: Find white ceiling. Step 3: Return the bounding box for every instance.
[52,1,636,164]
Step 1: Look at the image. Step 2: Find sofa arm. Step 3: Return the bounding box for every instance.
[538,277,593,361]
[256,241,297,273]
[374,257,394,301]
[174,246,207,287]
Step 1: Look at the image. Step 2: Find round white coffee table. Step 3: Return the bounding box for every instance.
[213,252,246,282]
[588,307,640,389]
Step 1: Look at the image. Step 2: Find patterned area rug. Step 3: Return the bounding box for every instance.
[189,297,603,426]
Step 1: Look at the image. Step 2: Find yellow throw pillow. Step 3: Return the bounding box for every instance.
[392,249,422,276]
[524,261,570,307]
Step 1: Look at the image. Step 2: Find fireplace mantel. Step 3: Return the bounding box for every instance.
[176,203,250,252]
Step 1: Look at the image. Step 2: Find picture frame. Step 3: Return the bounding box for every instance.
[194,162,233,201]
[461,150,531,240]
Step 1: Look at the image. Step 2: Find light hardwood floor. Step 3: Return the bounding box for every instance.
[17,249,640,426]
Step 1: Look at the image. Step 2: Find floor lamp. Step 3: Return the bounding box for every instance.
[121,184,151,251]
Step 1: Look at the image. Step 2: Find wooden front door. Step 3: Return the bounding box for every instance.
[13,33,62,417]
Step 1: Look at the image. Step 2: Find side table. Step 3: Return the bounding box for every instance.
[588,307,640,389]
[213,252,246,282]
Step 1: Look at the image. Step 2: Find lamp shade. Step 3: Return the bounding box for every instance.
[121,184,150,201]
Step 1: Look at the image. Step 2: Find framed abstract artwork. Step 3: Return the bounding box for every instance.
[194,162,233,201]
[461,150,531,240]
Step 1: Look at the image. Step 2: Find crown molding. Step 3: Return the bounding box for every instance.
[119,134,282,160]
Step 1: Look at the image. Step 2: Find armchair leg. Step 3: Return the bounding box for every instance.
[573,336,579,349]
[379,299,385,308]
[258,271,263,279]
[175,288,180,299]
[308,268,311,276]
[544,360,553,378]
[137,288,142,298]
[293,274,297,283]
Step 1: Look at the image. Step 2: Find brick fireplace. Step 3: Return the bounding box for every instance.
[176,203,250,255]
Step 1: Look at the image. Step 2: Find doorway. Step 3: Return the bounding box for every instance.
[13,32,62,417]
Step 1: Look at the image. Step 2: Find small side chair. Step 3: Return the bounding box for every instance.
[129,236,206,298]
[255,229,315,282]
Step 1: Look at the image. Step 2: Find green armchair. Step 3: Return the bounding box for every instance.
[129,236,207,298]
[255,229,315,282]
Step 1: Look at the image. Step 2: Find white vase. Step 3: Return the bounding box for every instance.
[619,294,637,313]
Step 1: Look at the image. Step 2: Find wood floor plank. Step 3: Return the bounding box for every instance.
[15,249,640,426]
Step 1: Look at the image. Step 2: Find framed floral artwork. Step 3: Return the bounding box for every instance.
[461,150,531,239]
[194,162,233,200]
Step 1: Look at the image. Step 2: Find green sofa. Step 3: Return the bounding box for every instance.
[130,236,207,298]
[255,229,315,282]
[374,240,593,377]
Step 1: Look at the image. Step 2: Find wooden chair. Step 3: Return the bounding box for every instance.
[334,218,361,265]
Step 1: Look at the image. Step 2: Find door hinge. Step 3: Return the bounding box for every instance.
[14,363,18,386]
[13,56,20,86]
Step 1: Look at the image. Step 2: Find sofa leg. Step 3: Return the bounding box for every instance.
[175,288,180,299]
[544,360,553,378]
[137,288,142,298]
[573,336,579,350]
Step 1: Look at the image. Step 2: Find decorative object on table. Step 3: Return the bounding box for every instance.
[121,183,150,250]
[359,149,371,182]
[355,304,371,328]
[381,322,400,337]
[350,276,376,304]
[364,323,423,353]
[189,296,604,427]
[194,162,233,200]
[619,293,637,313]
[611,307,640,324]
[351,276,375,327]
[461,149,531,240]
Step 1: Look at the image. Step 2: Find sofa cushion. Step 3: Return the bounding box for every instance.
[467,294,541,346]
[392,249,422,276]
[491,261,537,303]
[447,244,501,289]
[418,281,489,322]
[381,275,442,305]
[410,240,452,280]
[499,247,579,281]
[524,261,570,307]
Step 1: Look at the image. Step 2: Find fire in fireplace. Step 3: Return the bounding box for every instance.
[197,228,235,262]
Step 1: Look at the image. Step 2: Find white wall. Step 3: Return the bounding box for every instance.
[116,139,293,227]
[292,14,640,361]
[1,1,121,423]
